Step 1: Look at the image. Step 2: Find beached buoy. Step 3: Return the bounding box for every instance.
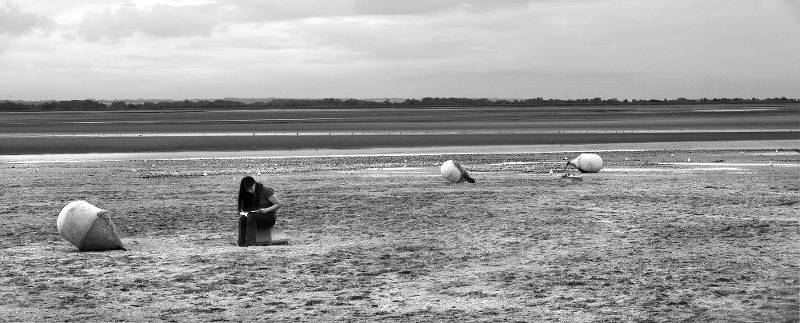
[57,200,126,252]
[440,160,475,183]
[565,153,603,173]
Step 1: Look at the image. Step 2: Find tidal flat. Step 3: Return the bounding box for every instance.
[1,149,798,322]
[1,104,798,321]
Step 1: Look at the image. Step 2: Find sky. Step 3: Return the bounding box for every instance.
[1,0,799,101]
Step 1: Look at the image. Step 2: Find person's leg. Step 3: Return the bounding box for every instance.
[245,213,259,246]
[262,212,276,229]
[237,214,248,246]
[260,212,277,245]
[244,212,277,246]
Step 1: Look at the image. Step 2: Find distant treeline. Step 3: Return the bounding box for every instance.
[0,96,797,111]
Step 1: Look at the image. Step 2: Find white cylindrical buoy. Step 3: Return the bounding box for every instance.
[57,200,126,251]
[566,153,603,173]
[440,160,475,183]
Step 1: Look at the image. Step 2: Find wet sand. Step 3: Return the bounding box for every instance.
[2,131,797,156]
[2,140,798,163]
[1,104,797,156]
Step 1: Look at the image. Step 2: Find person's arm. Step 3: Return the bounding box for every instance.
[238,200,248,216]
[255,194,281,213]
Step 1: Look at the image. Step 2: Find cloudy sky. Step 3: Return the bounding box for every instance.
[1,0,798,101]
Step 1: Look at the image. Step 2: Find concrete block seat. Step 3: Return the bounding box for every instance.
[253,225,289,246]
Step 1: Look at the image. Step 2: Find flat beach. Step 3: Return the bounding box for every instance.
[1,105,798,322]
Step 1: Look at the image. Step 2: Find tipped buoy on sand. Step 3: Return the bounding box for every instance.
[565,153,603,173]
[441,160,475,183]
[57,200,126,252]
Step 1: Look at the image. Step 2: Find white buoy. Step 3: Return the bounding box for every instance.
[565,153,603,173]
[440,160,475,183]
[57,200,126,252]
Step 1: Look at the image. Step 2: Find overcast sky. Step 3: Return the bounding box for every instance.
[1,0,798,101]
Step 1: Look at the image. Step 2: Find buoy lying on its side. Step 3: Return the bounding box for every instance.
[57,200,126,252]
[441,160,475,183]
[565,153,603,173]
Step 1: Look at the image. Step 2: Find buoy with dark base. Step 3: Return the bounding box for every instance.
[440,160,476,183]
[57,200,126,252]
[565,153,603,173]
[560,174,583,182]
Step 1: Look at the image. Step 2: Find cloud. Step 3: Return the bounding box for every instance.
[779,0,800,26]
[77,4,218,41]
[2,0,798,100]
[0,3,54,36]
[284,3,542,62]
[72,1,354,42]
[69,1,546,44]
[212,0,350,22]
[351,0,535,15]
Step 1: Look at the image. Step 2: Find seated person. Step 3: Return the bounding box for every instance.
[237,176,281,246]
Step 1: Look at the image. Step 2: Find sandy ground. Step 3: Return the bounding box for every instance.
[1,145,798,322]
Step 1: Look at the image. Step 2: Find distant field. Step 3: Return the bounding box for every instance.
[1,104,797,154]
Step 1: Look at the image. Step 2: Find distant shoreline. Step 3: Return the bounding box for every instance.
[1,131,797,156]
[3,140,797,163]
[2,104,796,158]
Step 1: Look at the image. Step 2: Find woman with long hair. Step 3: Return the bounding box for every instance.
[237,176,281,246]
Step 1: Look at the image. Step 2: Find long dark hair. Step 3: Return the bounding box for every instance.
[237,176,259,212]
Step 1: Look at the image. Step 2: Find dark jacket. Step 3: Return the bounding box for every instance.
[240,184,275,213]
